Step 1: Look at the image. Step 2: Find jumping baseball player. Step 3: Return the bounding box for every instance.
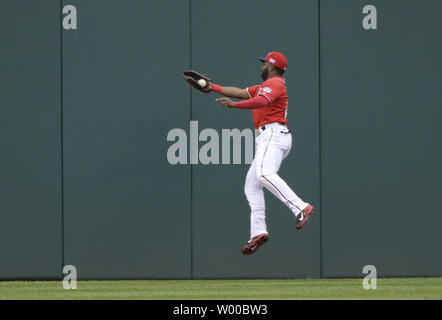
[183,52,314,255]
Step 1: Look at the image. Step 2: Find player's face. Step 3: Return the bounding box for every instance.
[261,62,270,81]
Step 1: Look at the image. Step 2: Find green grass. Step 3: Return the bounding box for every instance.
[0,278,441,300]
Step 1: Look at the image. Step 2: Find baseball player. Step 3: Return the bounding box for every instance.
[208,52,315,255]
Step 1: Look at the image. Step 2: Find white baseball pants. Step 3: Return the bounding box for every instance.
[244,122,308,239]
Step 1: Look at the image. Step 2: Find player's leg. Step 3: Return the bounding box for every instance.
[244,156,267,239]
[255,128,309,217]
[242,152,270,255]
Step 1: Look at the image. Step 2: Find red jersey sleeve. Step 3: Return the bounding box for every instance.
[257,78,284,103]
[246,85,260,98]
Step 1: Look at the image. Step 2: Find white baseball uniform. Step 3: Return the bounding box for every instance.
[244,77,309,239]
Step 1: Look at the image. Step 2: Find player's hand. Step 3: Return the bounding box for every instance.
[206,81,213,92]
[216,97,235,108]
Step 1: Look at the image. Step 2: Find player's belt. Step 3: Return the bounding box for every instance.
[260,122,287,131]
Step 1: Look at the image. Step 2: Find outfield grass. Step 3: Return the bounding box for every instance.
[0,278,440,300]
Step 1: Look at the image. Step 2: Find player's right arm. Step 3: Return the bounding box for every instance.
[208,82,249,99]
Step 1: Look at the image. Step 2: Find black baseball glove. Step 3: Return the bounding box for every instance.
[182,70,212,93]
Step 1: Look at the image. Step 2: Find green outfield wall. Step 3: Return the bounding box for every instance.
[0,0,62,279]
[0,0,440,279]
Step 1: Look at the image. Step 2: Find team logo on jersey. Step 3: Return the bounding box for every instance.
[263,87,272,93]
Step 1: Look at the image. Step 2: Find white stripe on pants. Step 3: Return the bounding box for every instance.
[244,124,308,239]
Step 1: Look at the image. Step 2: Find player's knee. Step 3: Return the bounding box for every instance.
[244,185,250,196]
[244,184,256,198]
[244,183,263,198]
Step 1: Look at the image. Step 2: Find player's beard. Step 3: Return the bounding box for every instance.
[261,66,269,81]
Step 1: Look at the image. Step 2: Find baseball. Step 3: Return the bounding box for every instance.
[198,79,207,87]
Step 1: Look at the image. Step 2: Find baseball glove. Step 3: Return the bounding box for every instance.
[182,70,212,93]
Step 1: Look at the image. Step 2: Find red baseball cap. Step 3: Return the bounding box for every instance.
[258,51,288,71]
